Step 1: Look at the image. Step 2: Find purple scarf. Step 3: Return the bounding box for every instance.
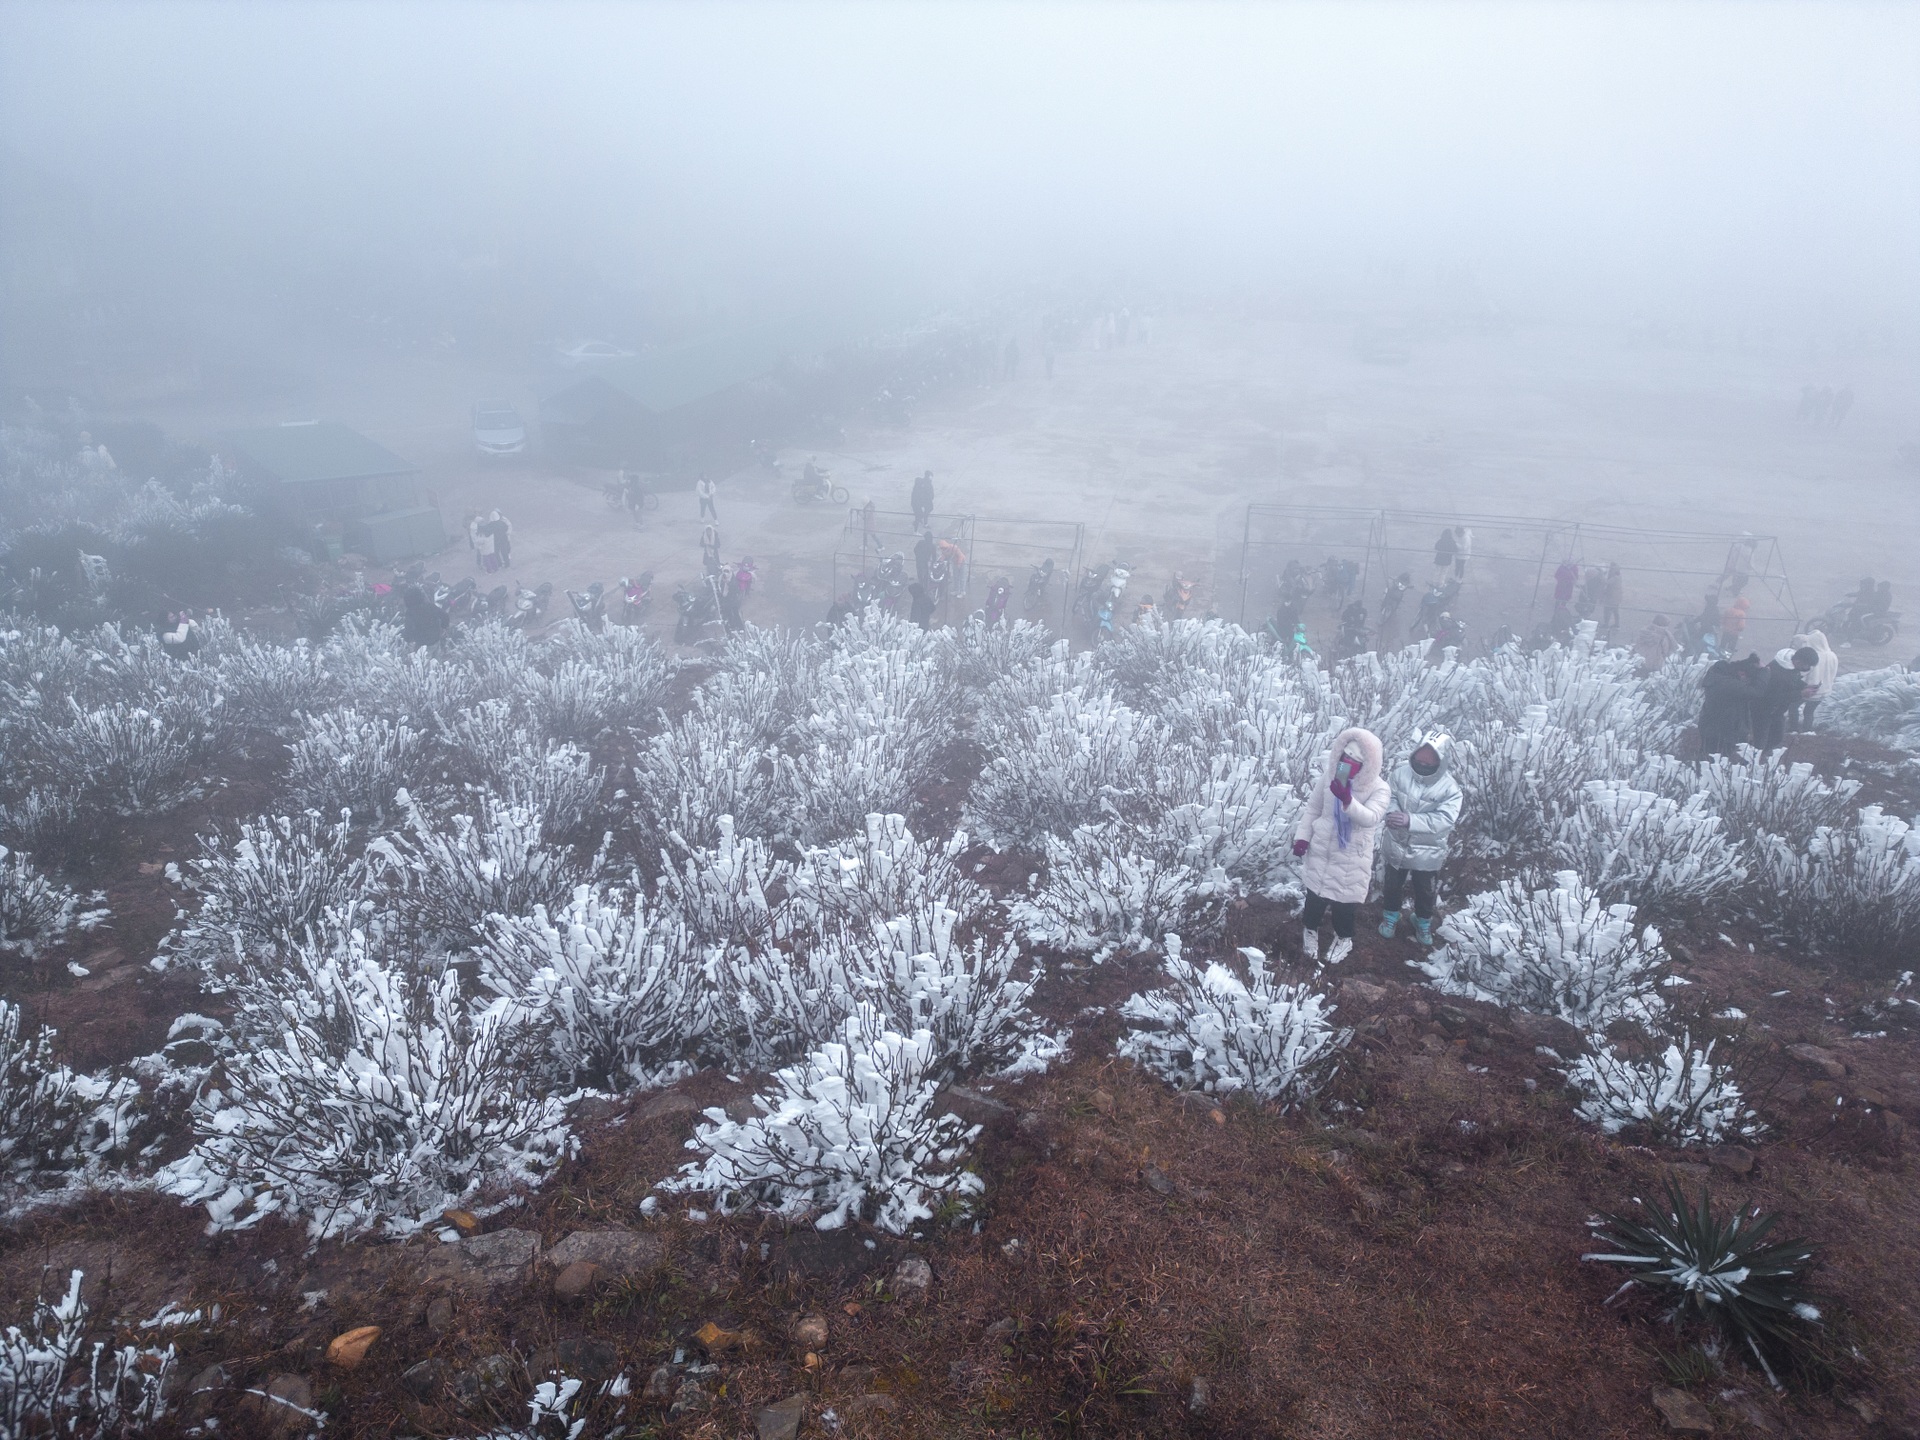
[1332,754,1361,848]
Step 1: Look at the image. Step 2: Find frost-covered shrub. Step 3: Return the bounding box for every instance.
[0,788,86,852]
[1091,617,1261,711]
[1568,1035,1755,1145]
[0,845,107,957]
[1554,781,1745,915]
[1479,629,1673,751]
[1450,705,1611,855]
[523,624,673,745]
[1332,643,1478,762]
[438,704,606,843]
[287,707,427,822]
[780,735,926,849]
[1638,650,1714,739]
[1118,941,1348,1106]
[1,1001,85,1183]
[966,689,1170,849]
[792,814,989,936]
[630,704,780,852]
[23,695,219,815]
[974,640,1096,739]
[1420,870,1669,1030]
[369,792,605,953]
[664,1007,983,1234]
[935,615,1055,691]
[817,905,1051,1082]
[1634,747,1864,857]
[162,925,568,1237]
[1819,665,1920,752]
[0,1270,175,1438]
[1756,806,1920,972]
[165,811,367,981]
[208,630,335,734]
[1010,823,1197,959]
[1152,752,1303,902]
[480,884,705,1091]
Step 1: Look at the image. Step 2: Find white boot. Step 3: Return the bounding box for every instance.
[1301,927,1320,962]
[1325,935,1353,966]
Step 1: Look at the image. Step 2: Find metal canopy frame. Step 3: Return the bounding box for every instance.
[831,509,1086,628]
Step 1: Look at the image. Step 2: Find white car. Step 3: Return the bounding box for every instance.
[550,339,634,368]
[471,402,528,458]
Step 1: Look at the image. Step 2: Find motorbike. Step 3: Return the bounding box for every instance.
[619,573,654,624]
[792,464,849,505]
[1816,597,1900,648]
[604,472,661,515]
[566,582,606,632]
[1335,602,1369,655]
[673,580,722,644]
[475,584,510,621]
[1133,596,1159,626]
[509,582,553,629]
[984,577,1012,626]
[1026,557,1055,606]
[1162,572,1195,618]
[1379,573,1412,624]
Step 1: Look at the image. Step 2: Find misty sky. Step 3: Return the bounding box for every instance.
[4,0,1917,325]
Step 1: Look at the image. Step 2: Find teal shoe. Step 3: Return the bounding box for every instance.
[1413,916,1433,946]
[1377,910,1401,939]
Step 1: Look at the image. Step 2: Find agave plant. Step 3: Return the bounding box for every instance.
[1583,1178,1820,1387]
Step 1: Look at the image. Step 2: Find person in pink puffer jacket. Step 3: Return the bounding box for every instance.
[1291,725,1391,966]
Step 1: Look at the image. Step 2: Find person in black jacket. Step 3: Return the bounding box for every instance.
[1697,654,1764,757]
[1754,647,1817,751]
[908,582,935,629]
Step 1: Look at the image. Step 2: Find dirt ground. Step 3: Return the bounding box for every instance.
[126,311,1920,666]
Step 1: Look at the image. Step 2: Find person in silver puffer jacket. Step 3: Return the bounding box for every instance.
[1377,731,1464,946]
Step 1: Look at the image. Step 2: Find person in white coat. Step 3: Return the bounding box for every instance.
[1378,732,1464,946]
[1798,629,1839,731]
[1291,725,1390,965]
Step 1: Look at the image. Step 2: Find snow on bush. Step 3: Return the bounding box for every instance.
[163,811,367,982]
[973,639,1097,740]
[1568,1035,1756,1145]
[368,791,605,954]
[966,688,1170,850]
[816,904,1051,1082]
[1420,870,1669,1030]
[1819,665,1920,753]
[162,924,569,1238]
[22,694,219,816]
[0,845,107,957]
[1756,806,1920,972]
[1091,617,1262,712]
[0,1270,175,1438]
[1331,643,1478,762]
[936,615,1055,691]
[629,701,781,853]
[1449,704,1612,855]
[208,629,336,734]
[792,813,989,934]
[1554,781,1745,915]
[1010,822,1198,960]
[479,884,705,1091]
[780,734,927,849]
[1152,751,1304,902]
[663,1006,983,1234]
[1118,940,1348,1106]
[1478,628,1674,752]
[1634,747,1864,856]
[287,706,427,823]
[523,623,673,745]
[437,703,607,843]
[1,1001,85,1185]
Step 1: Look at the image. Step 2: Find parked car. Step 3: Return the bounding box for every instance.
[547,339,634,369]
[471,402,528,458]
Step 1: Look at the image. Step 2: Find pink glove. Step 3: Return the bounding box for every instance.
[1292,839,1309,857]
[1329,779,1352,806]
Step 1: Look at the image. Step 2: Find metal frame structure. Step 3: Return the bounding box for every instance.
[832,509,1084,628]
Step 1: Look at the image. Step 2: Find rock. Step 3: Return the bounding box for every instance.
[242,1373,315,1437]
[450,1353,514,1407]
[552,1260,602,1300]
[1663,1162,1712,1190]
[326,1325,381,1369]
[1650,1385,1715,1433]
[1508,1011,1586,1055]
[401,1359,446,1401]
[1844,1395,1881,1424]
[573,1094,620,1124]
[557,1338,619,1381]
[1785,1043,1846,1080]
[1143,1164,1175,1196]
[1189,1376,1212,1414]
[638,1092,704,1125]
[1340,978,1388,1004]
[793,1313,829,1350]
[545,1227,664,1277]
[755,1392,807,1440]
[1210,1109,1227,1127]
[984,1318,1016,1340]
[426,1296,454,1333]
[670,1377,710,1415]
[183,1363,227,1420]
[1091,1088,1116,1115]
[644,1365,675,1400]
[1708,1145,1756,1176]
[937,1085,1014,1127]
[843,1392,898,1417]
[892,1255,933,1298]
[428,1228,540,1292]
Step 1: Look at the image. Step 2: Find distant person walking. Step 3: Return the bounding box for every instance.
[860,496,879,554]
[911,470,935,529]
[1718,595,1750,657]
[1602,563,1624,634]
[1291,726,1391,967]
[700,524,721,576]
[487,510,513,568]
[1432,527,1457,581]
[696,474,718,523]
[1634,613,1680,671]
[1800,628,1838,730]
[1378,732,1463,948]
[914,528,935,589]
[1721,535,1758,598]
[1755,646,1818,751]
[1452,526,1472,582]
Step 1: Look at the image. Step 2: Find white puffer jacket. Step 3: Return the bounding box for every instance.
[1293,726,1390,904]
[1378,732,1464,873]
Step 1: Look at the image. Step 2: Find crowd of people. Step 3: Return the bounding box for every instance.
[1696,631,1838,757]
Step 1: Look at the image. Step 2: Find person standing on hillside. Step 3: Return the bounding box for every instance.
[1453,526,1472,582]
[1432,528,1457,582]
[1717,595,1750,657]
[1755,646,1818,751]
[1800,628,1839,730]
[1291,726,1391,967]
[1634,613,1680,671]
[696,474,718,523]
[1378,732,1463,948]
[911,470,935,529]
[486,510,514,568]
[1601,563,1625,634]
[1697,653,1763,757]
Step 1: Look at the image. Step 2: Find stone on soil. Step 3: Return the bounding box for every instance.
[756,1392,807,1440]
[545,1227,663,1276]
[1650,1386,1715,1433]
[892,1255,933,1297]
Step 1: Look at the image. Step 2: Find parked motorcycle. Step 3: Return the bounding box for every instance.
[984,577,1012,626]
[566,582,606,632]
[673,580,721,644]
[619,573,654,624]
[509,581,553,629]
[1026,557,1055,610]
[1163,572,1195,618]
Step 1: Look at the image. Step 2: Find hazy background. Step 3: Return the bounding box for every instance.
[5,0,1918,369]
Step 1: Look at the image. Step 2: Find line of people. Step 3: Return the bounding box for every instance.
[1696,630,1837,757]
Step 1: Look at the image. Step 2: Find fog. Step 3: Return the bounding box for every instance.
[6,0,1917,338]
